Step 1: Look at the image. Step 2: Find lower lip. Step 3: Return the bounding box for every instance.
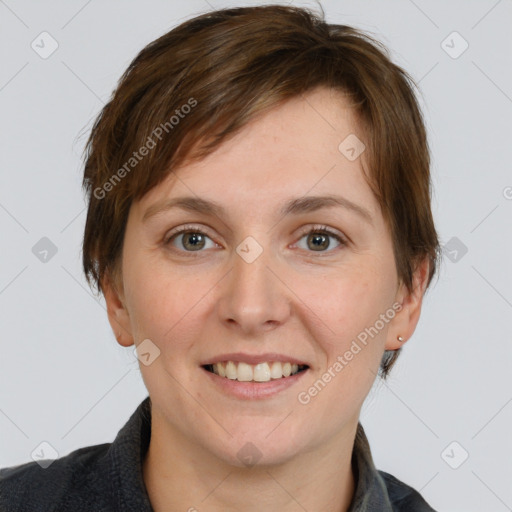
[201,366,308,400]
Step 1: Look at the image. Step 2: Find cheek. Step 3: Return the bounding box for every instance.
[123,258,222,368]
[294,273,392,425]
[123,260,195,342]
[294,265,394,347]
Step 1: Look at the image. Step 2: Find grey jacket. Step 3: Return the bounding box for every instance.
[0,397,436,511]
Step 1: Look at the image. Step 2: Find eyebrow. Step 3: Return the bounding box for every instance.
[142,194,373,225]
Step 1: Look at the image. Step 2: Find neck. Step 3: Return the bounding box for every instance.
[142,409,358,512]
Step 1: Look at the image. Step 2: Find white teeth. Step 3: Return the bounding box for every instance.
[225,361,237,380]
[253,362,271,382]
[209,361,305,382]
[237,362,253,382]
[270,361,283,379]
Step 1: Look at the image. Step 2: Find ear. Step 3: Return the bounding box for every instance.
[101,270,135,347]
[385,256,430,350]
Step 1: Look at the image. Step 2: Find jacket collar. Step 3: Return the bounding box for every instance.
[348,422,394,511]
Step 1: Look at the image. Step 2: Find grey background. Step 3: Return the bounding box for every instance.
[1,0,511,510]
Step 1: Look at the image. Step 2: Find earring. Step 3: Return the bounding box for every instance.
[397,335,404,342]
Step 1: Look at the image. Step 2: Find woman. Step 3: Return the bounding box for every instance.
[0,5,440,511]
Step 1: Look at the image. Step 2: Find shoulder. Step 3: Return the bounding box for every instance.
[0,442,113,512]
[378,470,437,511]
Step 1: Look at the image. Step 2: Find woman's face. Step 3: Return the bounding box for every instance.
[106,87,423,466]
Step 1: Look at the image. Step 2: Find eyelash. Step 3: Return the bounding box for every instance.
[163,224,347,256]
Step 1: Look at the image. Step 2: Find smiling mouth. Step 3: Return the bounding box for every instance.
[203,361,309,382]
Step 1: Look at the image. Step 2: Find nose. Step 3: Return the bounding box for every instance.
[216,241,292,335]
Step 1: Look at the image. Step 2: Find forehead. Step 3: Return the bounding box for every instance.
[132,88,379,224]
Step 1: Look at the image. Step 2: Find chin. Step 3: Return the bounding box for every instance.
[204,423,308,469]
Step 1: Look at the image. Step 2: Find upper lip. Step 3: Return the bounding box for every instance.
[200,352,310,366]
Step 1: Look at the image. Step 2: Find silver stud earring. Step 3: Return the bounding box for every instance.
[397,336,404,342]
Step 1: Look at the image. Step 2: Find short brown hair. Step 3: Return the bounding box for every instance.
[81,4,441,377]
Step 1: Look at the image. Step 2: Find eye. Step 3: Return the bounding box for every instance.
[294,225,346,253]
[164,225,218,253]
[164,224,347,255]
